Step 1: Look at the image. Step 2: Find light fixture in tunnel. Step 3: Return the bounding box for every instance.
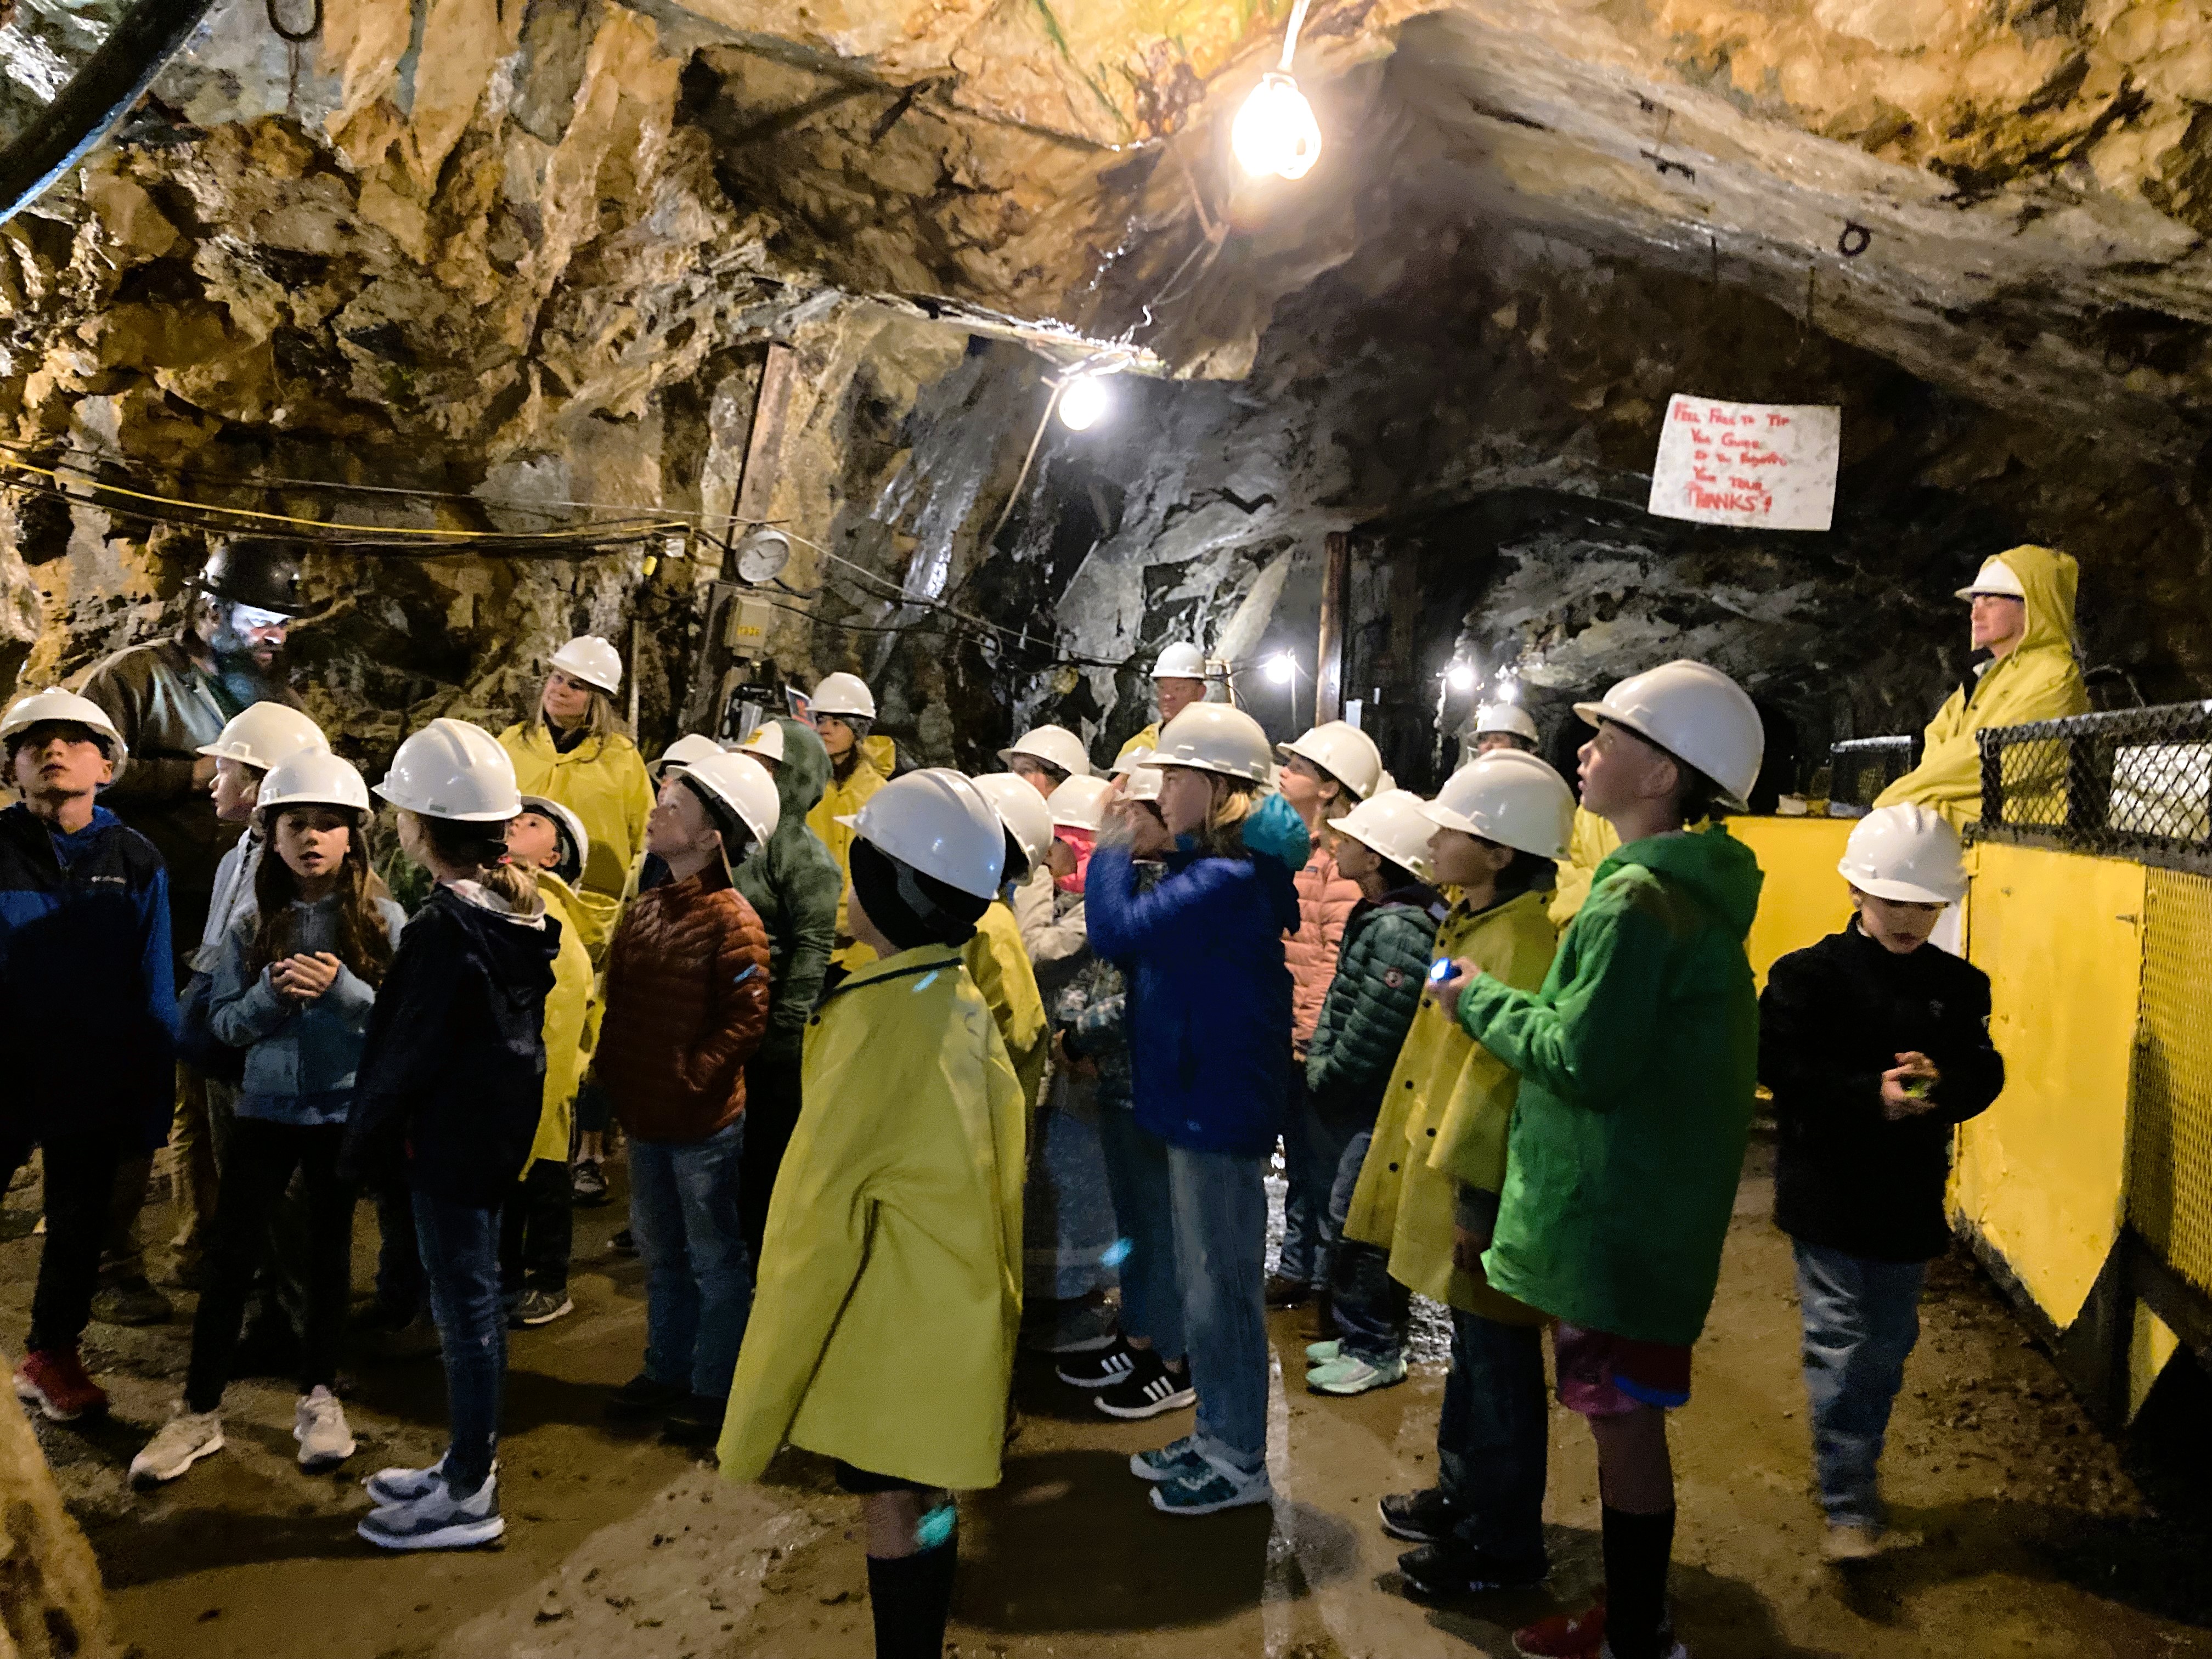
[1233,0,1322,182]
[1266,652,1296,685]
[1446,663,1477,692]
[1496,677,1521,703]
[1057,373,1110,431]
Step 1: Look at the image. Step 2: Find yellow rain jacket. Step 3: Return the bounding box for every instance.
[718,944,1026,1491]
[1114,721,1161,765]
[1874,544,2089,829]
[529,872,599,1167]
[498,720,654,901]
[809,735,895,972]
[1343,887,1556,1322]
[964,899,1049,1109]
[1548,808,1618,929]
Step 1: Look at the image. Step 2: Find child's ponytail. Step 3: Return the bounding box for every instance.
[415,814,543,916]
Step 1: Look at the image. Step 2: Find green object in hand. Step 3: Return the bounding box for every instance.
[1903,1077,1934,1101]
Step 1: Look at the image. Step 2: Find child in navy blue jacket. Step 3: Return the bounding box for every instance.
[1,691,174,1425]
[1086,706,1306,1517]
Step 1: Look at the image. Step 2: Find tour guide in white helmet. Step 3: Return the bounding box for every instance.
[720,768,1026,1659]
[1426,659,1765,1659]
[498,635,653,901]
[1114,641,1214,765]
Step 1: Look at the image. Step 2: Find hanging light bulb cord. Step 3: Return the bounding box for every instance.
[1280,0,1312,70]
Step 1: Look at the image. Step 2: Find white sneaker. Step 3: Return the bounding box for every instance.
[130,1406,224,1488]
[358,1471,504,1551]
[295,1386,357,1472]
[365,1452,501,1507]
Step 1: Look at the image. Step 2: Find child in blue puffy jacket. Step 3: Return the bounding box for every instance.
[1085,706,1307,1517]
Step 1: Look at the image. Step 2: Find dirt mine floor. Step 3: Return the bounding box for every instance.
[6,1141,2210,1659]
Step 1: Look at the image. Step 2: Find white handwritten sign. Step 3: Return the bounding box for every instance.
[1647,396,1841,532]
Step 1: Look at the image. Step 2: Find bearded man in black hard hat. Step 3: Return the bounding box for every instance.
[77,539,308,1325]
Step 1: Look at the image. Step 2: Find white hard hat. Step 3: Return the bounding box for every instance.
[1332,788,1436,882]
[738,721,786,763]
[998,724,1092,779]
[516,793,592,876]
[1112,744,1157,776]
[1047,774,1115,833]
[549,634,623,695]
[1277,720,1383,800]
[1572,660,1764,813]
[650,732,726,781]
[1151,702,1273,785]
[198,701,328,770]
[971,770,1057,874]
[258,749,371,816]
[375,718,522,822]
[1838,804,1967,905]
[1152,642,1209,680]
[1424,751,1577,860]
[839,768,1005,900]
[1954,556,2027,602]
[1471,703,1539,744]
[1,688,127,761]
[676,748,781,847]
[1122,764,1165,804]
[810,672,877,721]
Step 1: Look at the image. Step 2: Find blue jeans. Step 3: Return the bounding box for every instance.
[412,1190,505,1495]
[1326,1130,1410,1363]
[1024,1084,1122,1301]
[1166,1144,1269,1472]
[1279,1072,1357,1286]
[1096,1107,1184,1358]
[1793,1238,1926,1527]
[631,1120,754,1400]
[1438,1308,1549,1561]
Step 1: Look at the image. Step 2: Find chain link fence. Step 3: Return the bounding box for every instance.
[1828,735,1920,809]
[1974,702,2212,871]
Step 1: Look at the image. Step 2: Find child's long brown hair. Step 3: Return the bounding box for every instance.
[413,812,543,914]
[250,806,396,987]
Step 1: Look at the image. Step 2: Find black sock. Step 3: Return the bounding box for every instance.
[866,1534,958,1659]
[1601,1504,1676,1659]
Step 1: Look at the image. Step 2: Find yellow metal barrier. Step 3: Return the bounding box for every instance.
[1722,815,1855,988]
[1953,842,2144,1330]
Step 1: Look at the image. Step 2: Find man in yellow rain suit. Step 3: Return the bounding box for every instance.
[1874,545,2089,829]
[1114,642,1214,765]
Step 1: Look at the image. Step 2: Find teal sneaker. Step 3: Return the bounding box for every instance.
[1304,1339,1341,1365]
[1306,1351,1408,1396]
[1150,1453,1273,1516]
[1130,1436,1208,1483]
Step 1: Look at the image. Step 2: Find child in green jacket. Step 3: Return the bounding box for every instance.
[1430,662,1765,1659]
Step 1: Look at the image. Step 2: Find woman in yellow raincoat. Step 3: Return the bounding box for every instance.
[802,672,897,972]
[1333,752,1575,1596]
[721,770,1024,1659]
[498,635,653,902]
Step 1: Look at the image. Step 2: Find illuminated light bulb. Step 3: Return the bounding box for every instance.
[1498,678,1521,703]
[1058,373,1110,431]
[1266,652,1296,685]
[1446,663,1477,692]
[1232,71,1323,181]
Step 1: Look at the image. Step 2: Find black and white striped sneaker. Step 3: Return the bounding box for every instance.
[1095,1351,1196,1419]
[1058,1336,1137,1390]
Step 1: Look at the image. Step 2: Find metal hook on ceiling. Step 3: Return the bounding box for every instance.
[1838,222,1872,258]
[266,0,319,43]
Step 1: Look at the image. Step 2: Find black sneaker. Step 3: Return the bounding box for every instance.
[1379,1487,1460,1544]
[663,1393,725,1447]
[572,1159,608,1206]
[1396,1541,1549,1602]
[1057,1336,1137,1390]
[603,1372,686,1424]
[610,1227,637,1256]
[1095,1351,1197,1420]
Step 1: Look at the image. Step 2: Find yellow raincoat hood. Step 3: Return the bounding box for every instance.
[1875,543,2089,828]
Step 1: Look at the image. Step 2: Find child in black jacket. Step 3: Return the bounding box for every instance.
[340,720,558,1553]
[1759,805,2004,1563]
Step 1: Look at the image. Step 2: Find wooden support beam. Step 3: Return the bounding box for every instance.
[1315,531,1349,725]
